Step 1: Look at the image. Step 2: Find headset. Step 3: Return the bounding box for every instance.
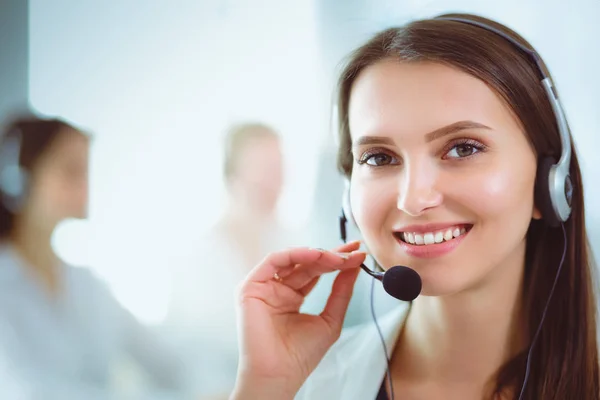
[339,17,573,233]
[337,15,573,400]
[0,127,28,213]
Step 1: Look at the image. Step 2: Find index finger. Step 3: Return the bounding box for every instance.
[247,247,345,282]
[332,240,361,254]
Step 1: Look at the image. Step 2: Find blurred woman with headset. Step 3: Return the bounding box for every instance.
[230,13,599,400]
[0,115,188,398]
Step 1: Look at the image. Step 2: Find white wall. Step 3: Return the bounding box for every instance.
[0,0,29,118]
[30,0,326,324]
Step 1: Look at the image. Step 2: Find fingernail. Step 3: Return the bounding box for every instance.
[336,252,351,259]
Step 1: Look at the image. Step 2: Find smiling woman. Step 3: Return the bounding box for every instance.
[229,12,599,400]
[347,59,541,296]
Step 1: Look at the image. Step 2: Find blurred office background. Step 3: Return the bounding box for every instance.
[1,0,599,398]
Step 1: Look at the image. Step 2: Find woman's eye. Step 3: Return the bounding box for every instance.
[446,144,479,159]
[362,153,396,166]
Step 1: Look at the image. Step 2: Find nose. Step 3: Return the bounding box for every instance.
[396,162,443,217]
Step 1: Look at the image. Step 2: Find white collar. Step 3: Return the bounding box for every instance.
[298,303,410,399]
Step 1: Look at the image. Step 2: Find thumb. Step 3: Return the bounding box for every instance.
[320,267,361,335]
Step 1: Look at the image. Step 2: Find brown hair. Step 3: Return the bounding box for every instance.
[0,115,83,239]
[223,122,279,180]
[335,13,599,399]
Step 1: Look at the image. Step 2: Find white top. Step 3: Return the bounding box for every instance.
[0,244,188,399]
[296,303,410,400]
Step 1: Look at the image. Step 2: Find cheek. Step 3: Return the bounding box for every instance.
[263,164,283,189]
[26,179,61,217]
[446,156,538,275]
[31,175,86,216]
[452,158,537,222]
[350,176,397,250]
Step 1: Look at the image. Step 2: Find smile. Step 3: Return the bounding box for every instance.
[395,224,471,245]
[393,224,473,258]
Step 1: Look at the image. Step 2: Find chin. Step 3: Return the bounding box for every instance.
[417,281,461,297]
[409,265,474,298]
[70,210,88,220]
[418,285,464,298]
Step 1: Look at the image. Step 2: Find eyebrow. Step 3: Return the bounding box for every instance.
[352,120,491,147]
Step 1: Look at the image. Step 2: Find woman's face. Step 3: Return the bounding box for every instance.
[230,135,283,214]
[26,129,89,226]
[348,60,540,296]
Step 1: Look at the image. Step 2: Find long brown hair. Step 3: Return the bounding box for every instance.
[335,13,599,399]
[0,115,81,239]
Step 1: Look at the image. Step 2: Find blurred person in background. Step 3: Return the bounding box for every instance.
[0,114,189,399]
[218,122,290,267]
[166,122,304,399]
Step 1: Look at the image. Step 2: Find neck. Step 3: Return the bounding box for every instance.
[224,198,275,228]
[219,200,277,270]
[392,244,527,394]
[9,214,61,294]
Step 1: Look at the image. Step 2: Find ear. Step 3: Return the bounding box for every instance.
[532,204,542,220]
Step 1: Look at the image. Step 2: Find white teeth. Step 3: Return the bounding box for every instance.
[399,225,470,246]
[414,234,424,245]
[443,229,453,241]
[423,233,435,245]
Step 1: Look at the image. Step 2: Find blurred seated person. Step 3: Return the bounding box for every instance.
[166,122,304,399]
[0,115,188,399]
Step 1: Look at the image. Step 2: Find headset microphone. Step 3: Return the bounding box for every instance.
[381,266,422,302]
[340,211,422,301]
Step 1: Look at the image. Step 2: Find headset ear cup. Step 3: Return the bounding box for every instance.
[535,157,561,227]
[0,128,26,211]
[0,166,27,213]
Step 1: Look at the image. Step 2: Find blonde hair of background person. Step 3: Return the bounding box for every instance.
[228,13,599,400]
[0,114,188,399]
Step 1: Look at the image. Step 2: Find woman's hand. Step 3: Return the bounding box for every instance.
[231,241,365,399]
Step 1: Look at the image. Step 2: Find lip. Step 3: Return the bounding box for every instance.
[394,227,471,259]
[394,222,472,234]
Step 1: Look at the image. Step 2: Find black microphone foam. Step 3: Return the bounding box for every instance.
[382,266,422,301]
